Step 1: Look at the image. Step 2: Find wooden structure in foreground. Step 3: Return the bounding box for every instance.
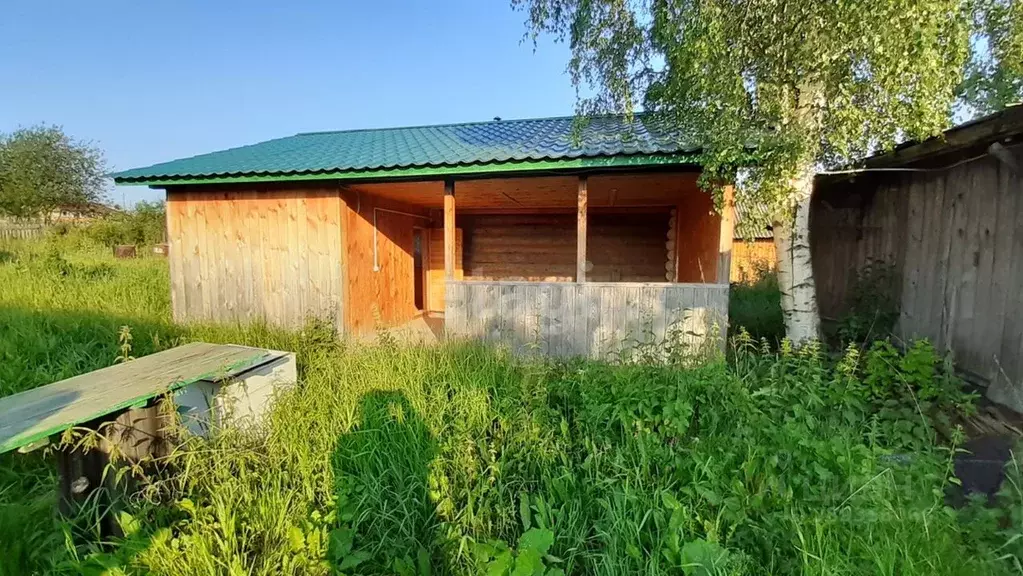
[0,343,296,535]
[161,172,732,356]
[813,105,1023,411]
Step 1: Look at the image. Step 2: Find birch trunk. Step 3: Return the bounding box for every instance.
[773,164,820,345]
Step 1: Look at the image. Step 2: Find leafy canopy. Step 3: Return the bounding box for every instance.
[0,125,107,219]
[516,0,1015,214]
[960,0,1023,115]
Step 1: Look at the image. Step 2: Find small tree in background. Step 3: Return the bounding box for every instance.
[514,0,1021,344]
[0,125,107,221]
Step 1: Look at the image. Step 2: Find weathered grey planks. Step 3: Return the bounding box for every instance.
[445,280,729,359]
[0,222,46,241]
[0,343,286,454]
[813,144,1023,411]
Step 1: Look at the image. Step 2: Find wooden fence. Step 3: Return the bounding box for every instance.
[0,222,46,241]
[731,239,776,282]
[445,280,729,359]
[812,144,1023,411]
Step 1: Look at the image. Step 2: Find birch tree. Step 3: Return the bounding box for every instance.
[515,0,1019,344]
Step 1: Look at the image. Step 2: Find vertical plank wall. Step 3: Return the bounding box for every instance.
[341,191,434,334]
[675,183,721,283]
[166,187,344,331]
[731,239,776,282]
[811,147,1023,410]
[446,281,729,359]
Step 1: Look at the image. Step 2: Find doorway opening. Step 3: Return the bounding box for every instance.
[413,228,425,311]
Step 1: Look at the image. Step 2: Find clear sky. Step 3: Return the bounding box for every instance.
[0,0,577,205]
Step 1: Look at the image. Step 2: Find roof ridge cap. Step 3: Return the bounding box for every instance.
[296,112,652,137]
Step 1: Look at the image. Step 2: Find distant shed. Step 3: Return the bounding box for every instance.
[812,105,1023,411]
[731,201,775,282]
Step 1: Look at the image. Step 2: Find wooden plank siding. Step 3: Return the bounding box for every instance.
[427,228,463,312]
[166,188,344,331]
[163,171,729,345]
[340,190,433,334]
[731,239,776,282]
[811,144,1023,410]
[446,280,728,359]
[675,181,721,282]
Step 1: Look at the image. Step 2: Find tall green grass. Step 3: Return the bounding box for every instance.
[728,270,784,346]
[0,238,1020,575]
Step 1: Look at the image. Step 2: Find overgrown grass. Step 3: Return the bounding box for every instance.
[728,269,784,346]
[1,239,1021,575]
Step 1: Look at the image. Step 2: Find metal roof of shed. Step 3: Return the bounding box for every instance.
[112,114,700,186]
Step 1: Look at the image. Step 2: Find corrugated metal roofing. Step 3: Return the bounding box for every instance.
[734,200,773,240]
[111,114,698,184]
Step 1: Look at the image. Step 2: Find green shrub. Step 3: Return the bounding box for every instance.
[80,200,167,248]
[728,269,784,346]
[837,261,901,346]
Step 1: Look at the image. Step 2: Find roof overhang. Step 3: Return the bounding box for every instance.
[112,152,702,188]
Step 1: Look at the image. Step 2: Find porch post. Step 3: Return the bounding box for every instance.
[717,183,735,284]
[576,176,588,282]
[444,180,456,280]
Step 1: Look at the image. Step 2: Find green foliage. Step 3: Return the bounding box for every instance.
[0,125,107,219]
[959,0,1023,115]
[728,269,784,346]
[81,200,167,247]
[861,339,978,449]
[514,0,1002,215]
[474,528,564,576]
[837,261,901,346]
[0,241,1020,575]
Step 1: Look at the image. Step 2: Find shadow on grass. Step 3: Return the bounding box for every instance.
[332,390,441,574]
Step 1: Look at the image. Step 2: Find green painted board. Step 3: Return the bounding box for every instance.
[0,342,286,454]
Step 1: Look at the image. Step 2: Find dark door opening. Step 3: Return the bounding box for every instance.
[413,228,425,311]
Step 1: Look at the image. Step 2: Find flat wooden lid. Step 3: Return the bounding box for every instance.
[0,342,286,454]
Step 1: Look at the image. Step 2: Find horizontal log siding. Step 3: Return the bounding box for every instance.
[462,213,671,282]
[446,280,728,359]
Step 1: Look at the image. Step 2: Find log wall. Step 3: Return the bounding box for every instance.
[460,212,672,282]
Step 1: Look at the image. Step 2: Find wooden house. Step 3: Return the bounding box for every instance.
[113,115,733,357]
[812,105,1023,411]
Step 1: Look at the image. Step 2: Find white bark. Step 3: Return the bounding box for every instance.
[774,166,820,345]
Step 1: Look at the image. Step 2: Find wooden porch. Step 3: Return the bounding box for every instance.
[346,170,734,356]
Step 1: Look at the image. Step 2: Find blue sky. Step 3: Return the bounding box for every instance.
[0,1,577,205]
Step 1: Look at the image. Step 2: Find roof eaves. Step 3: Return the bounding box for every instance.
[112,151,702,187]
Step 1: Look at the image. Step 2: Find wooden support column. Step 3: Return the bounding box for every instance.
[717,183,735,284]
[444,180,456,280]
[576,176,588,282]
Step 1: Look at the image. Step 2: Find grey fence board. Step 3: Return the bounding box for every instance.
[446,280,729,359]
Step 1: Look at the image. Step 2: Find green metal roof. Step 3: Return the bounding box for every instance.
[111,114,699,185]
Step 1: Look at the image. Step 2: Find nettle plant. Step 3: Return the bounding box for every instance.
[515,0,1023,344]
